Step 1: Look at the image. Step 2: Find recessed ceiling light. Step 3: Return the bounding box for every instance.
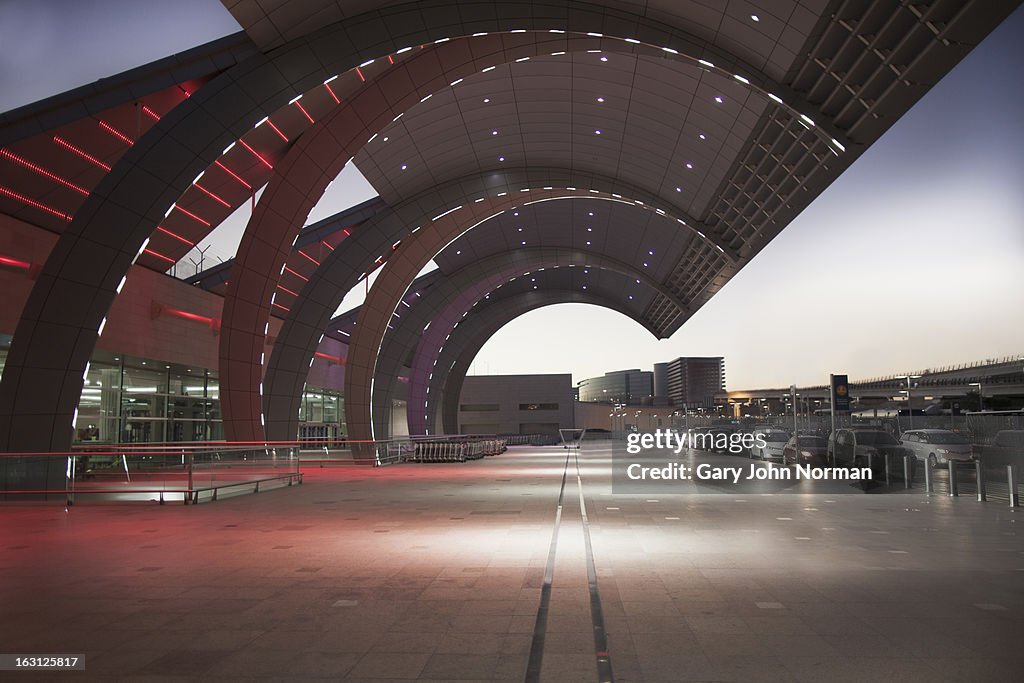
[643,262,649,267]
[628,295,634,300]
[595,129,602,135]
[383,136,389,142]
[588,212,594,216]
[401,164,407,170]
[456,250,461,255]
[521,241,527,245]
[597,97,605,103]
[648,250,654,255]
[514,212,519,216]
[517,227,523,232]
[751,15,760,22]
[587,227,593,231]
[636,279,640,284]
[586,241,592,245]
[686,162,693,169]
[600,56,608,62]
[483,98,490,103]
[583,284,588,289]
[498,156,505,161]
[491,130,498,135]
[675,187,682,192]
[714,96,724,104]
[699,132,706,140]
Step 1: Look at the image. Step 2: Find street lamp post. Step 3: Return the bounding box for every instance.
[897,375,922,430]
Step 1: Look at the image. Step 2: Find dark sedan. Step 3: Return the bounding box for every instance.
[783,435,829,468]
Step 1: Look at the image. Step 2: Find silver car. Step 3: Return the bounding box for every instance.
[899,429,974,467]
[750,430,790,461]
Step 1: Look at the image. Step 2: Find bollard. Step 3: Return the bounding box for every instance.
[924,459,933,493]
[948,459,959,497]
[884,453,891,486]
[1009,465,1019,508]
[904,455,913,489]
[975,459,986,502]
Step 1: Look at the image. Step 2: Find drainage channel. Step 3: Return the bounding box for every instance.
[525,448,614,683]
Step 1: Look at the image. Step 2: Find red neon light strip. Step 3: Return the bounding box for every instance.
[214,160,252,190]
[283,265,309,282]
[53,136,111,171]
[387,55,394,65]
[238,139,273,169]
[98,120,133,145]
[324,82,340,104]
[143,248,176,264]
[265,119,289,142]
[272,302,291,312]
[355,66,366,82]
[156,226,195,246]
[0,185,71,221]
[293,100,315,124]
[342,228,351,236]
[320,240,335,251]
[172,204,211,227]
[192,182,231,208]
[164,307,216,325]
[314,351,346,364]
[277,284,299,297]
[0,255,32,270]
[142,105,161,121]
[0,148,90,196]
[296,249,320,266]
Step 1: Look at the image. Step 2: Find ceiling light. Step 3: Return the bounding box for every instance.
[483,98,490,103]
[588,212,594,216]
[491,130,498,135]
[648,250,654,255]
[586,241,591,246]
[714,96,724,104]
[676,187,682,192]
[517,228,523,232]
[643,262,649,267]
[582,285,588,289]
[636,279,640,284]
[600,56,608,62]
[521,241,527,246]
[383,136,389,142]
[587,227,593,231]
[628,295,634,300]
[699,133,706,140]
[456,250,461,255]
[401,164,407,170]
[514,212,519,216]
[498,156,505,162]
[597,97,605,103]
[686,162,693,169]
[595,129,602,135]
[751,15,760,22]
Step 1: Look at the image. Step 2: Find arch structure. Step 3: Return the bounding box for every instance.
[0,0,1013,479]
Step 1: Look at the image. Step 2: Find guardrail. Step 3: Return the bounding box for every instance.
[0,434,520,504]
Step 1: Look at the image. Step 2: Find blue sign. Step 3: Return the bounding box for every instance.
[832,374,850,412]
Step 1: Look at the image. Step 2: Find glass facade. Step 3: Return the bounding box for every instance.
[577,369,653,405]
[0,337,344,444]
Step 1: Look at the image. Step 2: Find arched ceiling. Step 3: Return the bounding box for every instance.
[225,0,820,83]
[353,50,764,218]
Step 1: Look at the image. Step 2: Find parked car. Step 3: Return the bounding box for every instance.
[750,429,790,461]
[783,435,829,468]
[976,430,1024,468]
[899,429,974,468]
[828,428,915,480]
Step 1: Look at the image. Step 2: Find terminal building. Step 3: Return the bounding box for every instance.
[1,1,1021,680]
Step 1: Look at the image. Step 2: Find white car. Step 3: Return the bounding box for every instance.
[750,430,789,461]
[899,429,975,467]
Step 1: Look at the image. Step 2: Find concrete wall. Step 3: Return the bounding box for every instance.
[458,374,574,435]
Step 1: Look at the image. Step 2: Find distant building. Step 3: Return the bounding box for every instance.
[459,374,574,435]
[577,369,653,405]
[662,357,725,409]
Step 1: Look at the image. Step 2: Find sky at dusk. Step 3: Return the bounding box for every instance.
[3,2,1022,390]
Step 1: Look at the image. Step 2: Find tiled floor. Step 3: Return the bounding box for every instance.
[1,442,1022,681]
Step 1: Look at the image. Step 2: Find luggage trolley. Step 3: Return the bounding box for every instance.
[559,428,587,453]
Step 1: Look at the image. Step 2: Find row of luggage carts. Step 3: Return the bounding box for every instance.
[406,438,508,463]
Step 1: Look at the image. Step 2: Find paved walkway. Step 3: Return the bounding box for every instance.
[1,442,1022,681]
